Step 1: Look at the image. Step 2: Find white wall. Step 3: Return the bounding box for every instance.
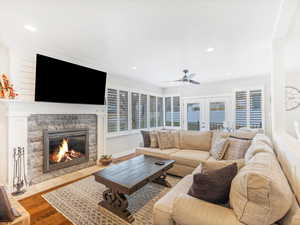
[0,43,9,74]
[163,75,272,135]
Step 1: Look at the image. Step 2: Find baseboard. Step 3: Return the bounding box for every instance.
[112,149,136,159]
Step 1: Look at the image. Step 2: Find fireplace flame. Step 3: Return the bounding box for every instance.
[50,138,82,163]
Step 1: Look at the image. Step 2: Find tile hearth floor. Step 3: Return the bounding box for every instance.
[18,153,139,225]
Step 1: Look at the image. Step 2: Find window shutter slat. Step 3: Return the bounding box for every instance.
[132,92,139,129]
[150,96,157,128]
[140,94,147,129]
[165,97,172,126]
[173,96,180,127]
[119,90,128,131]
[107,88,118,133]
[157,97,164,127]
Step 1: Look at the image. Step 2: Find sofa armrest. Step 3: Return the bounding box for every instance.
[172,194,244,225]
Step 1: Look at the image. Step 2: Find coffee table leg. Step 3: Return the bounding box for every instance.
[153,172,172,188]
[99,189,134,223]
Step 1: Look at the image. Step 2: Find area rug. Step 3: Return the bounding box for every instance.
[42,175,180,225]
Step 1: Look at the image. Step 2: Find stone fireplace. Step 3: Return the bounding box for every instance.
[43,129,89,173]
[0,101,106,192]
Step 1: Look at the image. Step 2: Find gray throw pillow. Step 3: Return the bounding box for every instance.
[141,130,151,147]
[188,163,238,204]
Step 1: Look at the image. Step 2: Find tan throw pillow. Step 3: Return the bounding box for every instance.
[150,132,159,148]
[210,138,229,160]
[230,152,293,225]
[231,130,258,140]
[180,131,212,151]
[157,131,175,150]
[223,137,251,160]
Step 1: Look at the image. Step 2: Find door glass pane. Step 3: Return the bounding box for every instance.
[210,102,225,130]
[165,97,172,126]
[187,103,200,130]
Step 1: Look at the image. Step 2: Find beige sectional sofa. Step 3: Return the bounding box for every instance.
[136,130,245,177]
[136,132,300,225]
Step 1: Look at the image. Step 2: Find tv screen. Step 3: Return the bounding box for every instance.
[35,54,107,105]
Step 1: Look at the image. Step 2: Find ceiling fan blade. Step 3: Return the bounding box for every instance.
[163,79,184,83]
[188,73,196,79]
[189,80,200,85]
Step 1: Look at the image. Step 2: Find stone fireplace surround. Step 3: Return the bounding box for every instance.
[28,115,96,184]
[0,100,106,192]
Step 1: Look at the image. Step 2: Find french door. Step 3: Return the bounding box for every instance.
[183,96,232,131]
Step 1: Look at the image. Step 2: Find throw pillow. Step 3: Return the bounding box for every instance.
[157,131,175,150]
[222,137,251,160]
[150,132,159,148]
[188,163,238,204]
[210,138,229,160]
[141,130,151,147]
[171,130,180,148]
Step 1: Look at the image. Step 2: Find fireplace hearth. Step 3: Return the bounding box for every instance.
[43,129,89,173]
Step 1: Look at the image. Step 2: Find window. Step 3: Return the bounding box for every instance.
[140,94,147,129]
[157,97,164,127]
[119,90,128,131]
[235,89,263,129]
[131,92,139,129]
[165,96,181,127]
[250,90,263,128]
[165,97,172,126]
[173,96,180,127]
[209,102,225,130]
[150,96,157,127]
[107,88,118,133]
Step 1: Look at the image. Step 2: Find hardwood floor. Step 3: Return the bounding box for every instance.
[19,153,139,225]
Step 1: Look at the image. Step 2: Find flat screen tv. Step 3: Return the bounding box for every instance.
[35,54,107,105]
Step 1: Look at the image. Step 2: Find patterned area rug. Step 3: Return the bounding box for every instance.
[42,175,180,225]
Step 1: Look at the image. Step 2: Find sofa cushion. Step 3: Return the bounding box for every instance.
[141,130,151,147]
[231,130,258,140]
[135,147,178,159]
[179,131,212,151]
[150,131,159,148]
[253,134,273,148]
[223,137,251,160]
[170,150,210,167]
[230,152,293,225]
[157,131,175,150]
[188,163,238,204]
[210,138,230,160]
[153,175,193,225]
[245,141,274,162]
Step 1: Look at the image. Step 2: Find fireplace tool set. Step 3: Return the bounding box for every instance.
[12,147,28,196]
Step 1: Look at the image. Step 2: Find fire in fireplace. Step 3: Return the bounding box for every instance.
[43,129,89,173]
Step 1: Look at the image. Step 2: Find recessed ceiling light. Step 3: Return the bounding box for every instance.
[206,47,215,52]
[24,25,37,32]
[131,66,137,70]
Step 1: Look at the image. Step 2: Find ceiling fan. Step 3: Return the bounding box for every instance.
[167,69,200,85]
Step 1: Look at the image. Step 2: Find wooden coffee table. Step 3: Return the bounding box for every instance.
[93,155,175,223]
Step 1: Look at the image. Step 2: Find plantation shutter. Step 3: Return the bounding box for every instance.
[235,90,263,129]
[173,96,180,127]
[132,92,139,129]
[119,90,128,131]
[107,88,118,132]
[165,97,172,126]
[140,94,147,129]
[157,97,164,127]
[150,96,157,128]
[250,90,263,128]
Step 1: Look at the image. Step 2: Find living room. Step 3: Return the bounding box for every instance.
[0,1,300,225]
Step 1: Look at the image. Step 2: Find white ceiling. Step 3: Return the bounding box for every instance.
[0,0,281,87]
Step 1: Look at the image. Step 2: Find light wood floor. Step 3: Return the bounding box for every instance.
[19,153,139,225]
